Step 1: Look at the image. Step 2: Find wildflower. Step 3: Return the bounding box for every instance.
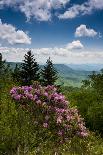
[57,115,63,124]
[10,84,88,143]
[44,92,48,97]
[14,95,21,100]
[36,100,42,105]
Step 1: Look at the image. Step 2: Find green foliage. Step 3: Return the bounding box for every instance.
[12,64,21,83]
[1,53,103,154]
[1,81,103,155]
[20,51,40,85]
[82,70,103,99]
[0,53,5,76]
[40,57,58,86]
[0,82,37,155]
[64,87,103,135]
[62,70,103,135]
[0,53,13,90]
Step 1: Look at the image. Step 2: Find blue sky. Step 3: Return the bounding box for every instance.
[0,0,103,64]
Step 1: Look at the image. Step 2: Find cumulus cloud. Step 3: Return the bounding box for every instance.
[0,0,103,21]
[89,0,103,10]
[0,40,83,60]
[75,25,97,37]
[66,40,84,50]
[0,19,31,45]
[58,0,103,19]
[58,4,84,19]
[0,0,70,21]
[51,0,70,8]
[0,46,103,64]
[0,40,83,62]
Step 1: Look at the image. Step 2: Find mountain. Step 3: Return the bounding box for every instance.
[67,64,103,71]
[6,62,21,70]
[6,62,93,87]
[53,64,91,87]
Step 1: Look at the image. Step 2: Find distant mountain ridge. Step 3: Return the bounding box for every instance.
[66,64,103,71]
[7,62,103,72]
[6,62,93,87]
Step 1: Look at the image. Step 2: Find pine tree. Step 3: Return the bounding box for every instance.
[0,53,5,76]
[0,53,12,89]
[20,50,40,85]
[12,64,21,83]
[41,57,58,86]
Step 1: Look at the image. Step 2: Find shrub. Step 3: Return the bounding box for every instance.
[66,89,103,135]
[10,84,88,153]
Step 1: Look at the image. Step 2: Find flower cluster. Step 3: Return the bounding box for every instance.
[10,84,88,144]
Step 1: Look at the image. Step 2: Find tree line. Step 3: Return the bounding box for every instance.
[0,51,58,86]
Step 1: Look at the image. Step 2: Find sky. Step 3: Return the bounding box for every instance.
[0,0,103,64]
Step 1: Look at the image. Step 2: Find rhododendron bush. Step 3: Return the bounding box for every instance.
[10,84,88,149]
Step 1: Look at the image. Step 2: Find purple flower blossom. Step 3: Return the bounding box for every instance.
[36,100,41,105]
[57,115,63,124]
[44,92,48,97]
[14,95,21,100]
[10,84,88,143]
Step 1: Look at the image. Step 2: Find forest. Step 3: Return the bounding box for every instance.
[0,51,103,155]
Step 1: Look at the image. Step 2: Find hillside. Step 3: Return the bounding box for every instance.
[7,62,93,87]
[54,64,91,87]
[67,64,103,71]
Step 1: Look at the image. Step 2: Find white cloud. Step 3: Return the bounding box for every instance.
[51,0,70,8]
[0,45,103,64]
[58,3,89,19]
[66,40,84,50]
[0,0,103,21]
[58,0,103,19]
[19,0,52,21]
[1,40,84,61]
[0,0,70,21]
[75,25,97,37]
[58,4,83,19]
[89,0,103,10]
[0,19,31,45]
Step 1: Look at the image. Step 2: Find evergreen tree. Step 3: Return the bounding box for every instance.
[0,53,6,76]
[0,53,12,89]
[12,64,21,83]
[82,69,103,99]
[20,51,39,85]
[41,57,58,86]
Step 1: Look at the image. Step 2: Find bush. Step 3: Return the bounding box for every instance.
[65,88,103,135]
[10,84,88,153]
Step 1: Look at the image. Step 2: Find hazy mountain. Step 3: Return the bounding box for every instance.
[67,64,103,71]
[53,64,91,87]
[7,62,93,87]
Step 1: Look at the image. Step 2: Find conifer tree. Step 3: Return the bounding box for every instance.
[12,64,21,83]
[0,53,12,89]
[0,53,5,76]
[20,50,40,85]
[41,57,58,86]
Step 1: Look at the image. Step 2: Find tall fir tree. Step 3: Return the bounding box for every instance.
[41,57,58,86]
[0,53,5,76]
[0,53,12,89]
[12,64,21,83]
[20,50,40,85]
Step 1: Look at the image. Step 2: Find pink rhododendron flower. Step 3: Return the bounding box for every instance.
[10,84,88,144]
